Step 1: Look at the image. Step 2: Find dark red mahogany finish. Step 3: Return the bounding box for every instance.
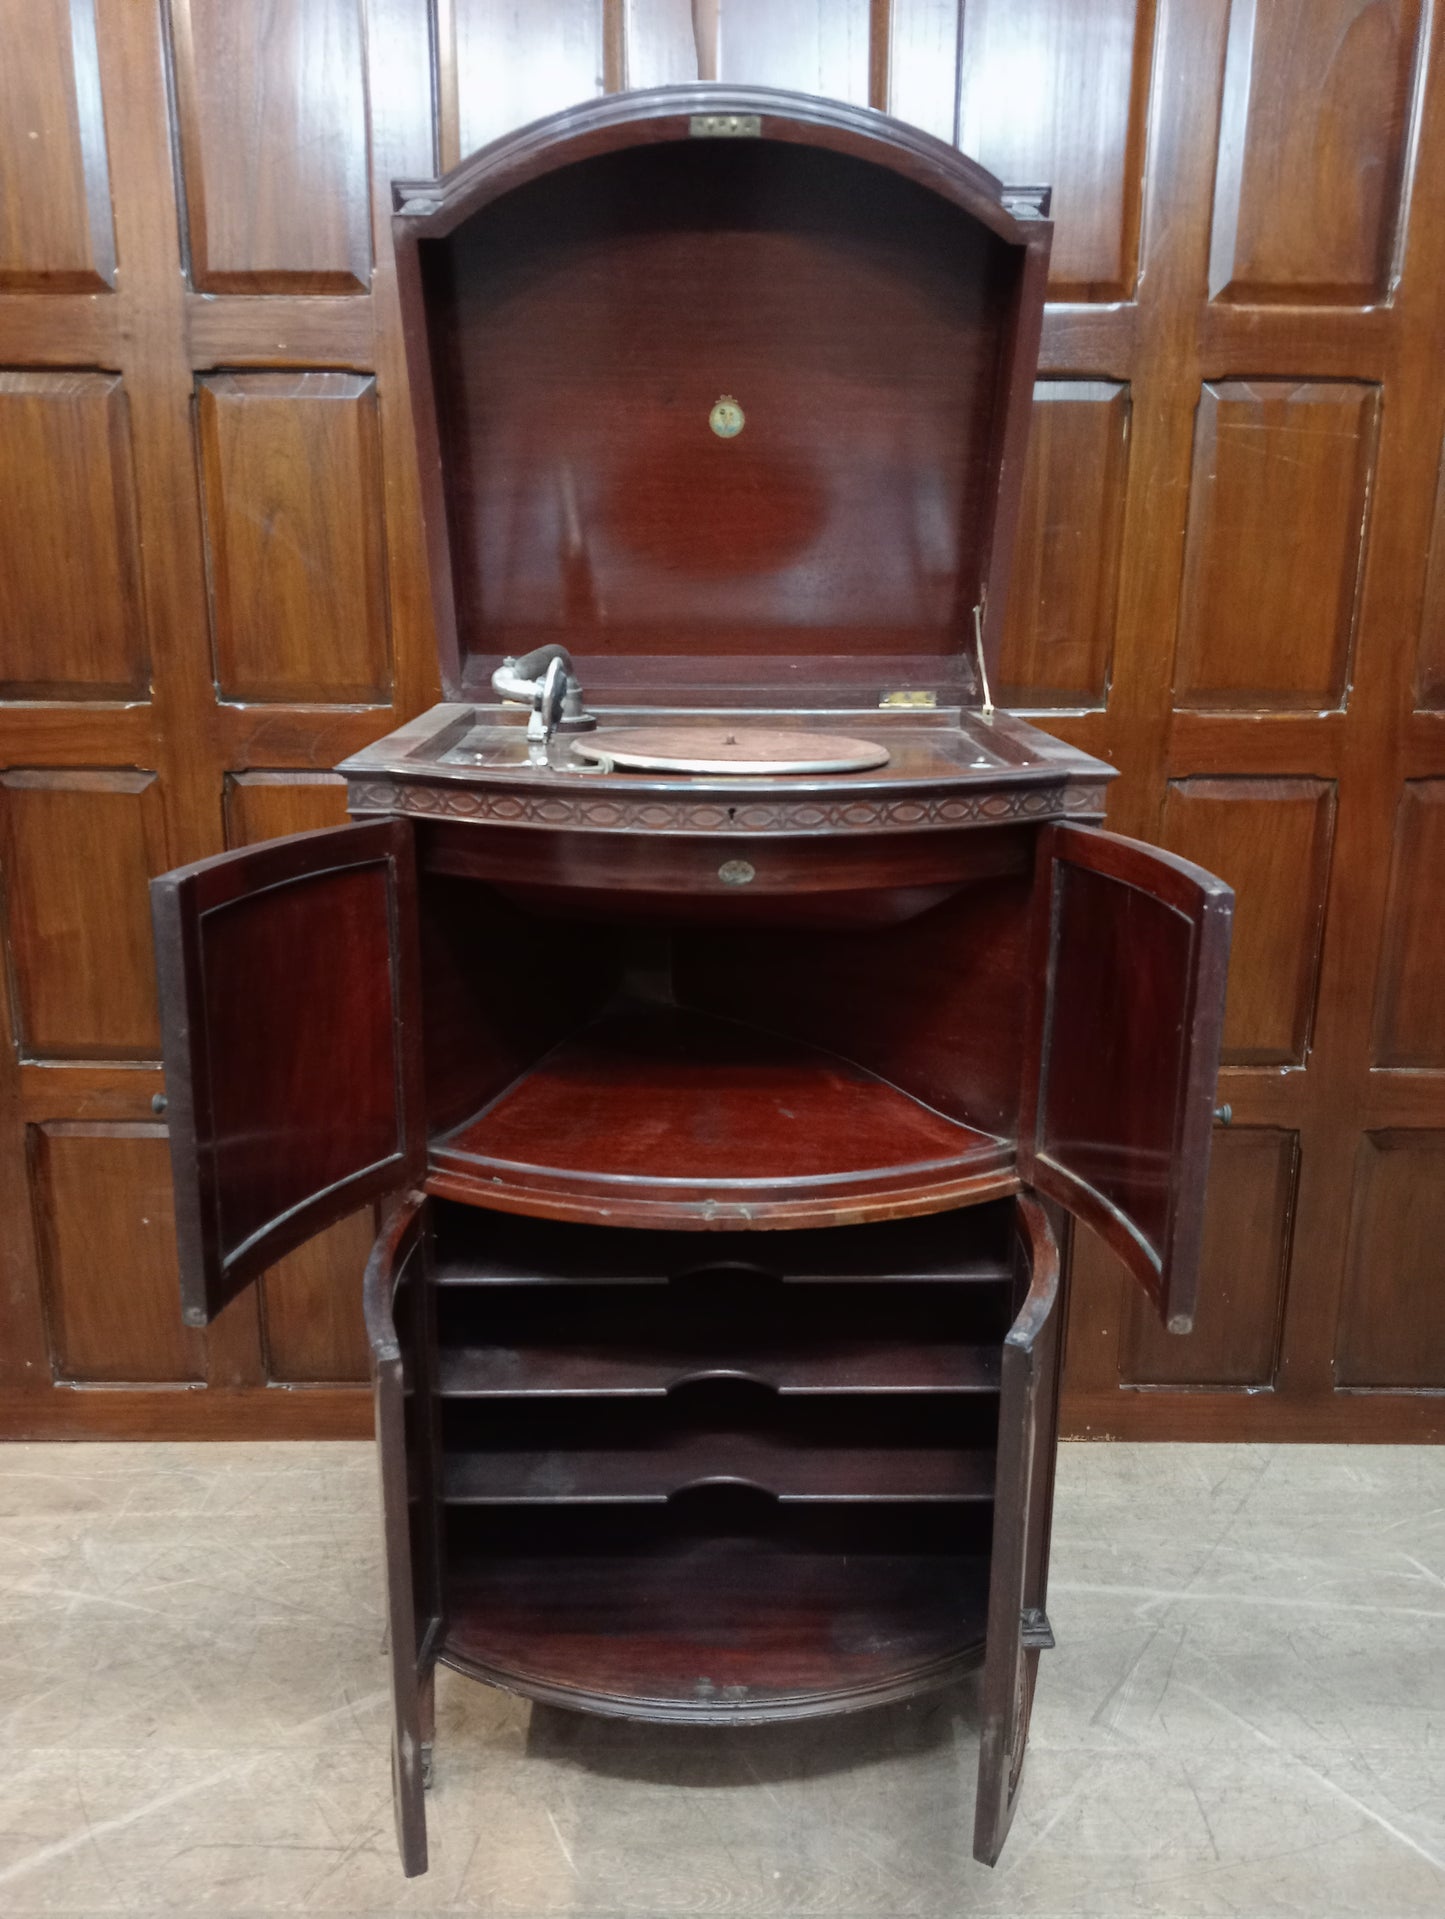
[149,89,1231,1879]
[151,820,424,1325]
[1021,824,1233,1334]
[387,83,1048,705]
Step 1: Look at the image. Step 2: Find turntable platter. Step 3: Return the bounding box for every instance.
[570,727,889,776]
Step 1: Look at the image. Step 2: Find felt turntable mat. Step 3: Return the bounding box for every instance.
[569,727,889,775]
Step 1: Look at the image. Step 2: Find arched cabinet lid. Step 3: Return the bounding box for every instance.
[390,86,1052,709]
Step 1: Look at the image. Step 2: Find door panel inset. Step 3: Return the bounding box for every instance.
[1160,777,1334,1066]
[151,820,422,1325]
[1022,824,1233,1331]
[1173,381,1379,711]
[1209,0,1423,303]
[1123,1127,1297,1388]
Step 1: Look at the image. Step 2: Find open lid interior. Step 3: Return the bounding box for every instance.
[395,89,1050,708]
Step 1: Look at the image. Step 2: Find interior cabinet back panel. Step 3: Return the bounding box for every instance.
[677,876,1033,1138]
[430,139,1013,662]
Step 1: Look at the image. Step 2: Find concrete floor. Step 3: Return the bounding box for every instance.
[0,1441,1442,1917]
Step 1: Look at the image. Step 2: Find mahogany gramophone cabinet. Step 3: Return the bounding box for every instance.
[150,87,1232,1875]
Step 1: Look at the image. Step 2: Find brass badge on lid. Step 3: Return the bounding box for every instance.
[709,395,745,439]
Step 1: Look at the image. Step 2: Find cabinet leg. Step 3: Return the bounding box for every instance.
[392,1725,429,1876]
[420,1666,436,1792]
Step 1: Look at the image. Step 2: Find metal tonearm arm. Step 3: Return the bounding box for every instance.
[491,646,595,736]
[491,645,596,767]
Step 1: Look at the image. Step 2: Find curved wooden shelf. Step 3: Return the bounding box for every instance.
[437,1338,1002,1398]
[443,1538,990,1722]
[442,1436,996,1504]
[432,1245,1012,1396]
[427,1004,1017,1230]
[429,1198,1017,1285]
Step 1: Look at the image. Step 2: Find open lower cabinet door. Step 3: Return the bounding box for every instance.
[1019,823,1232,1333]
[365,1197,442,1877]
[151,820,424,1327]
[974,1196,1062,1865]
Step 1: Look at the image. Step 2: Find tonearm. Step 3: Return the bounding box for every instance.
[491,645,596,764]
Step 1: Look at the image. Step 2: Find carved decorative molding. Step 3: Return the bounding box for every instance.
[346,777,1109,835]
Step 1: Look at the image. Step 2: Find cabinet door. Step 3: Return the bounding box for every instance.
[366,1197,440,1877]
[974,1196,1061,1867]
[1020,823,1232,1332]
[151,820,423,1326]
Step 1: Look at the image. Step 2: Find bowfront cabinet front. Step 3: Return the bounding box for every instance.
[152,807,1229,1874]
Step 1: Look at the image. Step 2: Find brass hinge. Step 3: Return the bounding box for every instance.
[690,113,761,138]
[1021,1607,1055,1651]
[879,689,938,709]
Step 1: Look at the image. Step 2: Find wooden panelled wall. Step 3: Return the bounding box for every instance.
[0,0,1442,1442]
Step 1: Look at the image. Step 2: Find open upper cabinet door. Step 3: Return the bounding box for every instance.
[1020,823,1233,1333]
[151,821,424,1328]
[974,1197,1061,1865]
[365,1196,439,1876]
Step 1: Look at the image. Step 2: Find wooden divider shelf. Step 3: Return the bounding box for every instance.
[427,1200,1018,1287]
[441,1437,998,1506]
[427,1003,1016,1229]
[435,1339,1003,1398]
